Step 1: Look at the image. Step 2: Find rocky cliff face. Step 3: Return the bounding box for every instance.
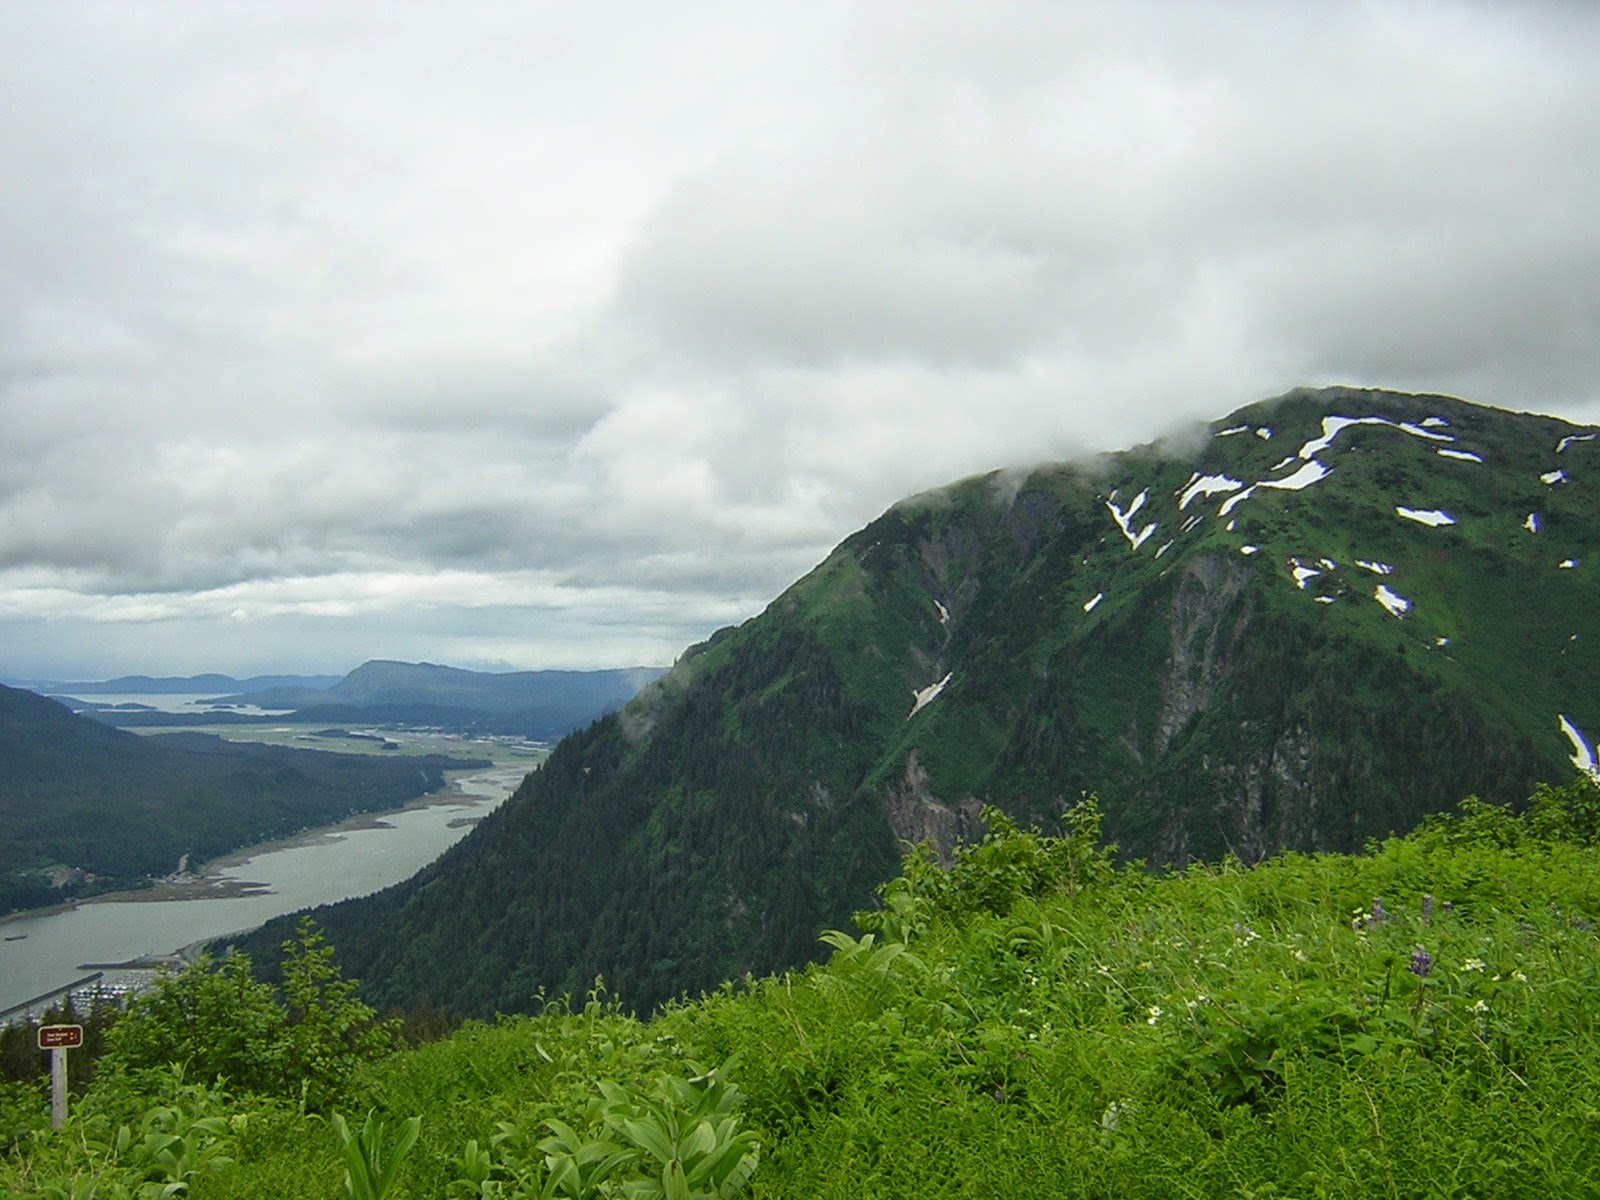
[882,750,984,861]
[1155,555,1256,755]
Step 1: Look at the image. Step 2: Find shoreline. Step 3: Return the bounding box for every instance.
[0,764,525,920]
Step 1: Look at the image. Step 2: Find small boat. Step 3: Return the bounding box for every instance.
[3,934,26,942]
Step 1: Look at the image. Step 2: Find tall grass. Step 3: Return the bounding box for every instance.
[6,786,1600,1198]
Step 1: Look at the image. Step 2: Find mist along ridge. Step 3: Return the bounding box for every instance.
[240,386,1600,1016]
[0,684,490,917]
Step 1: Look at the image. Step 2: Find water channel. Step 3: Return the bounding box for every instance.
[0,756,532,1016]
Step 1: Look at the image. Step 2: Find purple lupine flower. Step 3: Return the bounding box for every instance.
[1421,894,1434,926]
[1371,897,1387,925]
[1409,946,1433,978]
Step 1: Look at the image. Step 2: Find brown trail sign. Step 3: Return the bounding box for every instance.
[37,1024,83,1126]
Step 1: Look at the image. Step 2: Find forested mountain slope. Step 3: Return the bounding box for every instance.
[287,387,1600,1014]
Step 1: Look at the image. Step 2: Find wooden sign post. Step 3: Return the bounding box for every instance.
[37,1024,83,1128]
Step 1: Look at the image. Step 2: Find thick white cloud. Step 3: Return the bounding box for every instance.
[2,1,1598,679]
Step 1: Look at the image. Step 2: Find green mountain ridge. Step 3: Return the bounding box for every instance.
[266,387,1599,1015]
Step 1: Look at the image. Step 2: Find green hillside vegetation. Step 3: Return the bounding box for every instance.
[274,388,1599,1015]
[6,779,1600,1198]
[0,685,487,916]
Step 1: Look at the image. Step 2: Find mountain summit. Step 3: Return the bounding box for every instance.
[289,388,1600,1014]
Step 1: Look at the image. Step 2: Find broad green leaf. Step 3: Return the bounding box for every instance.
[623,1117,676,1166]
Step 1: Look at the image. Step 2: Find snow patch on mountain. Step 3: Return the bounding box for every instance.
[1083,592,1103,613]
[1259,460,1331,492]
[1106,490,1157,550]
[1213,459,1330,521]
[1240,545,1260,556]
[1215,424,1249,438]
[1179,473,1245,510]
[1255,427,1273,440]
[1396,507,1456,527]
[1218,487,1256,518]
[1355,560,1395,576]
[1542,469,1569,485]
[1560,559,1579,569]
[908,673,953,719]
[1422,417,1450,428]
[1525,513,1542,533]
[1290,560,1321,589]
[1298,415,1455,460]
[1374,585,1411,618]
[1559,715,1599,779]
[1437,448,1484,463]
[1557,433,1597,453]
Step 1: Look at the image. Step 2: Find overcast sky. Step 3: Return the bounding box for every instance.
[3,1,1599,681]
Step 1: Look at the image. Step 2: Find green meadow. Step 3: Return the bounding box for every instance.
[5,780,1600,1199]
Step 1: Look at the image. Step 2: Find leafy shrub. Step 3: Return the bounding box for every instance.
[859,798,1115,940]
[331,1109,421,1200]
[278,919,397,1109]
[451,1066,759,1200]
[0,1077,50,1154]
[100,919,393,1109]
[1524,776,1600,845]
[25,1065,242,1200]
[99,954,288,1099]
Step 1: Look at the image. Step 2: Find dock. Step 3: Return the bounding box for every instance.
[0,973,107,1024]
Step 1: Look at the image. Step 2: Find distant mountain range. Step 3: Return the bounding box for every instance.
[224,659,664,717]
[0,684,486,917]
[19,672,344,696]
[40,660,667,741]
[269,387,1599,1016]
